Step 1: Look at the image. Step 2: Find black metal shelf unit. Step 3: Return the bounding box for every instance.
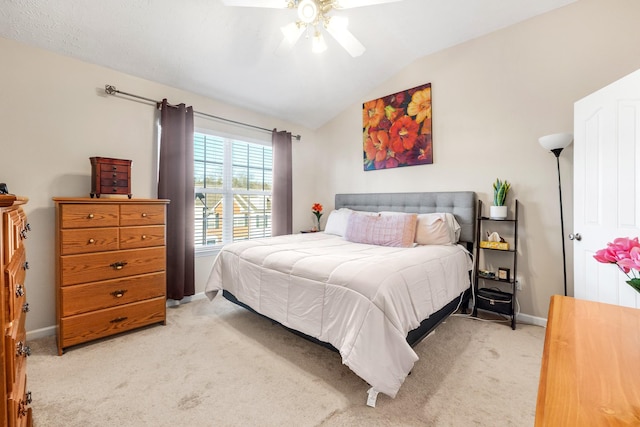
[472,199,519,329]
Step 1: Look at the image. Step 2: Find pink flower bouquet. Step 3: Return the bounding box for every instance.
[593,237,640,292]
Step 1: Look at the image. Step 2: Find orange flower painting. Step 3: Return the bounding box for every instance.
[363,83,432,171]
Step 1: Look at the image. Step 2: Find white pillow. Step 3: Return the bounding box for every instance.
[324,208,379,236]
[414,213,461,245]
[445,213,462,241]
[323,208,353,237]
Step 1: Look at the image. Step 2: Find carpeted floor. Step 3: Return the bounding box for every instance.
[28,296,545,426]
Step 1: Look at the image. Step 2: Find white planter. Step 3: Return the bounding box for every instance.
[490,205,508,219]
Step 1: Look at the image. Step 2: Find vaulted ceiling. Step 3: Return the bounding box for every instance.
[0,0,575,129]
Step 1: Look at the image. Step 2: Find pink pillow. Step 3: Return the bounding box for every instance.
[345,212,417,248]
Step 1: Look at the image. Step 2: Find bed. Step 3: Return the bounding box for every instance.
[204,191,476,401]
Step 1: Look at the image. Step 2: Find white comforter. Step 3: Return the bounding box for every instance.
[205,232,472,398]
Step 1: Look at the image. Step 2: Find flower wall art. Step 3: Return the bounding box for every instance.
[363,83,432,171]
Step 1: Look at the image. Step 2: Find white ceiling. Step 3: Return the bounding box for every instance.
[0,0,575,129]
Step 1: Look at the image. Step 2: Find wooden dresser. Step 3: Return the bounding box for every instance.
[53,198,169,355]
[536,295,640,426]
[1,196,33,426]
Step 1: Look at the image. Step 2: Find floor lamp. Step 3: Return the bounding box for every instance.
[539,132,573,296]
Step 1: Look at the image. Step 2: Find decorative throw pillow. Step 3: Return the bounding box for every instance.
[345,211,417,247]
[414,213,461,245]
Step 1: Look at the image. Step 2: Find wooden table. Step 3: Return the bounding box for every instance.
[535,295,640,426]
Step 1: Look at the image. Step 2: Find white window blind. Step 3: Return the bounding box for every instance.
[194,132,272,250]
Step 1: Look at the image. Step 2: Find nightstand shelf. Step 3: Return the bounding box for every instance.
[472,199,519,329]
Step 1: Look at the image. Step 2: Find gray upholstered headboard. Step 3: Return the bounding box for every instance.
[335,191,477,245]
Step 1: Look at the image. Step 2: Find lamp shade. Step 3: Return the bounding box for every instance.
[312,32,327,53]
[539,133,573,151]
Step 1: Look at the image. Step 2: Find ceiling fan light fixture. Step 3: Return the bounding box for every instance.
[298,0,318,24]
[319,0,333,13]
[224,0,396,57]
[312,31,328,53]
[281,21,304,43]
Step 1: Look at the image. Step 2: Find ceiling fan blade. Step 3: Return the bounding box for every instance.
[221,0,287,8]
[275,22,305,56]
[333,0,402,9]
[325,18,365,57]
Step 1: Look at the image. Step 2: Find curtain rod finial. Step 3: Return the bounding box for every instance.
[105,85,117,95]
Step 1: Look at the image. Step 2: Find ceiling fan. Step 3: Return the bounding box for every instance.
[221,0,402,57]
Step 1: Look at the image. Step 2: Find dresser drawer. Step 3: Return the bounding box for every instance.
[61,272,165,316]
[59,297,166,349]
[120,225,165,250]
[97,185,130,196]
[5,247,27,325]
[98,161,129,174]
[99,172,129,186]
[7,369,31,427]
[4,207,27,264]
[60,204,119,229]
[5,309,27,396]
[120,204,166,226]
[100,173,129,188]
[60,247,165,286]
[60,227,119,255]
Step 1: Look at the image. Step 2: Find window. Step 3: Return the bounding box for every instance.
[194,132,272,250]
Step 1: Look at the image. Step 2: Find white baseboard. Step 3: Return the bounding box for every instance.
[27,292,211,340]
[27,325,57,340]
[516,312,547,328]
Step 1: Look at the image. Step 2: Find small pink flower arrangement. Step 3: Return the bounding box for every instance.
[593,237,640,292]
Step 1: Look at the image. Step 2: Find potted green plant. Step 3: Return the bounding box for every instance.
[491,178,511,219]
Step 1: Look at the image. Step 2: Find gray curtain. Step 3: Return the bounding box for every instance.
[157,99,195,300]
[271,129,292,236]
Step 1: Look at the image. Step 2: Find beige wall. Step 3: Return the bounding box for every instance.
[0,36,317,334]
[315,0,640,320]
[3,0,640,334]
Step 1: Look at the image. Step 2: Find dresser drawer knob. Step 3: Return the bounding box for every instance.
[112,165,117,170]
[110,261,128,270]
[141,213,147,218]
[15,284,24,297]
[22,303,30,313]
[26,223,31,231]
[141,235,147,240]
[112,172,117,178]
[23,261,29,270]
[16,341,31,357]
[20,229,27,239]
[110,316,128,323]
[88,238,95,244]
[88,214,94,219]
[113,180,117,185]
[110,289,128,298]
[17,400,28,418]
[26,391,32,405]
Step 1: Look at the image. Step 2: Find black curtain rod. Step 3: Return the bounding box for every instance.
[104,84,301,141]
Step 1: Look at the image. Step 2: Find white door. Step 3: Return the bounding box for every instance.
[574,69,640,307]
